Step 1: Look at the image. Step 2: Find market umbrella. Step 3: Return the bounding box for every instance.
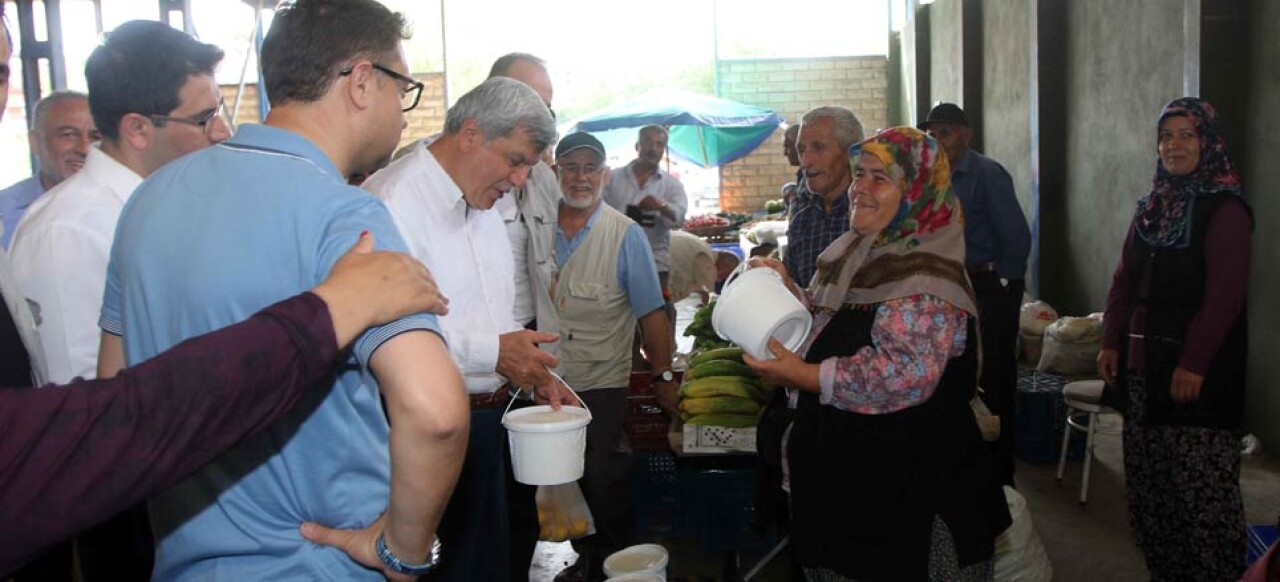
[567,89,784,168]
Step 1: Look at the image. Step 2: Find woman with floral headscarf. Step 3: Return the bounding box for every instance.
[746,127,1010,581]
[1098,97,1252,579]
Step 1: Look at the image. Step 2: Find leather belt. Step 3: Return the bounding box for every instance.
[966,262,998,276]
[468,389,514,410]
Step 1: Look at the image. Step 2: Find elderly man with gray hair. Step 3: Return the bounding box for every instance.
[783,105,865,287]
[362,76,566,581]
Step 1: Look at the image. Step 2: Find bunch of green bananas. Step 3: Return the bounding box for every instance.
[678,347,775,429]
[683,301,730,351]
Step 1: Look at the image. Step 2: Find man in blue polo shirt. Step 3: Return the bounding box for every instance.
[551,132,674,581]
[95,1,468,579]
[0,91,96,249]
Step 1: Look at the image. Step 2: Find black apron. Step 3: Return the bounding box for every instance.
[783,303,1009,580]
[1119,192,1250,428]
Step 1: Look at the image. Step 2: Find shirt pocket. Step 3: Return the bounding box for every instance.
[561,282,616,362]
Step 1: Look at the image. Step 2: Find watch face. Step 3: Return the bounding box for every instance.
[657,370,674,382]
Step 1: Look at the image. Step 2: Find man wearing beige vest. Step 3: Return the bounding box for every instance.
[550,132,675,581]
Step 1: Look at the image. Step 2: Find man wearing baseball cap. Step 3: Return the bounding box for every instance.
[922,102,1031,489]
[550,132,673,581]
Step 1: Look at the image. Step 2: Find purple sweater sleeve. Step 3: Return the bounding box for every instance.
[0,292,339,575]
[1102,221,1137,352]
[1178,200,1251,374]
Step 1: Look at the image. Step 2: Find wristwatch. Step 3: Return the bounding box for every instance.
[375,533,441,576]
[653,369,674,383]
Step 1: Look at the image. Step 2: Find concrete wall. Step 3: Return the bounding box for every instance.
[980,0,1034,226]
[929,0,965,106]
[1243,0,1280,452]
[716,56,889,213]
[910,0,1279,449]
[218,71,448,157]
[1056,1,1187,314]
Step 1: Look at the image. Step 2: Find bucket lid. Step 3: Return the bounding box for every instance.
[502,405,591,433]
[603,543,669,573]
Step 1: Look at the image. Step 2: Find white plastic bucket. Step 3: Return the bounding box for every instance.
[711,264,812,360]
[501,375,592,486]
[603,544,669,579]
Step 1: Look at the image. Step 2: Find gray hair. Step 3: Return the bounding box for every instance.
[801,105,865,150]
[443,77,556,152]
[32,90,89,131]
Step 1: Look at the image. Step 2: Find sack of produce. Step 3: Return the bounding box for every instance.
[1036,315,1104,375]
[1019,301,1058,336]
[536,482,596,542]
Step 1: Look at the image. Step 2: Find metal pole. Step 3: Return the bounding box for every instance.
[158,0,195,35]
[711,0,720,97]
[15,0,68,171]
[254,3,269,121]
[439,0,449,106]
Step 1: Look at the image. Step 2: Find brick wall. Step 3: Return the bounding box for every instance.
[218,71,448,156]
[716,56,889,213]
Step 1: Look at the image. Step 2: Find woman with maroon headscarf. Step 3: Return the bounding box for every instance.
[1098,97,1252,580]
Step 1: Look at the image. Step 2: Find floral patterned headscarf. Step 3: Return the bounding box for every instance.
[1135,97,1243,249]
[809,127,977,317]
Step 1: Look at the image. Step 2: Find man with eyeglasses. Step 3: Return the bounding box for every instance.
[7,19,227,579]
[551,132,670,581]
[11,21,228,387]
[95,1,466,579]
[361,76,563,581]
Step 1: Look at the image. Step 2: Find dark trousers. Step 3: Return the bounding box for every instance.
[431,407,538,582]
[76,504,153,581]
[972,273,1023,488]
[569,388,635,580]
[9,541,73,581]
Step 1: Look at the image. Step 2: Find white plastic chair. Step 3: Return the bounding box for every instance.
[1054,380,1117,505]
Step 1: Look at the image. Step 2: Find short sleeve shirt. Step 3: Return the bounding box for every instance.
[98,124,442,580]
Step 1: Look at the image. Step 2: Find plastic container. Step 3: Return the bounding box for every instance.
[502,377,592,485]
[604,574,665,582]
[603,544,669,579]
[711,265,812,360]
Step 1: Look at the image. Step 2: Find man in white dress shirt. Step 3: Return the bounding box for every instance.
[362,76,563,581]
[6,20,229,580]
[10,21,229,386]
[488,53,560,337]
[484,52,566,578]
[603,125,689,301]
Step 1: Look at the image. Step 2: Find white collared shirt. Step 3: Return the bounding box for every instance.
[494,186,532,325]
[363,142,518,394]
[9,146,143,383]
[602,161,688,273]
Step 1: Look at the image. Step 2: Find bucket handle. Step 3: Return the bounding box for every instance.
[503,370,593,420]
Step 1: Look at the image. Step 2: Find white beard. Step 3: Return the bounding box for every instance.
[563,191,600,209]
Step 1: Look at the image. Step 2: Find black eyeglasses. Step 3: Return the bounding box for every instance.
[340,62,424,112]
[149,99,231,137]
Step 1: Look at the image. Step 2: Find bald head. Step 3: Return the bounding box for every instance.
[489,53,552,108]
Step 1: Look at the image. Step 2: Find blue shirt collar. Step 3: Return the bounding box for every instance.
[951,149,975,177]
[557,198,605,233]
[224,124,344,182]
